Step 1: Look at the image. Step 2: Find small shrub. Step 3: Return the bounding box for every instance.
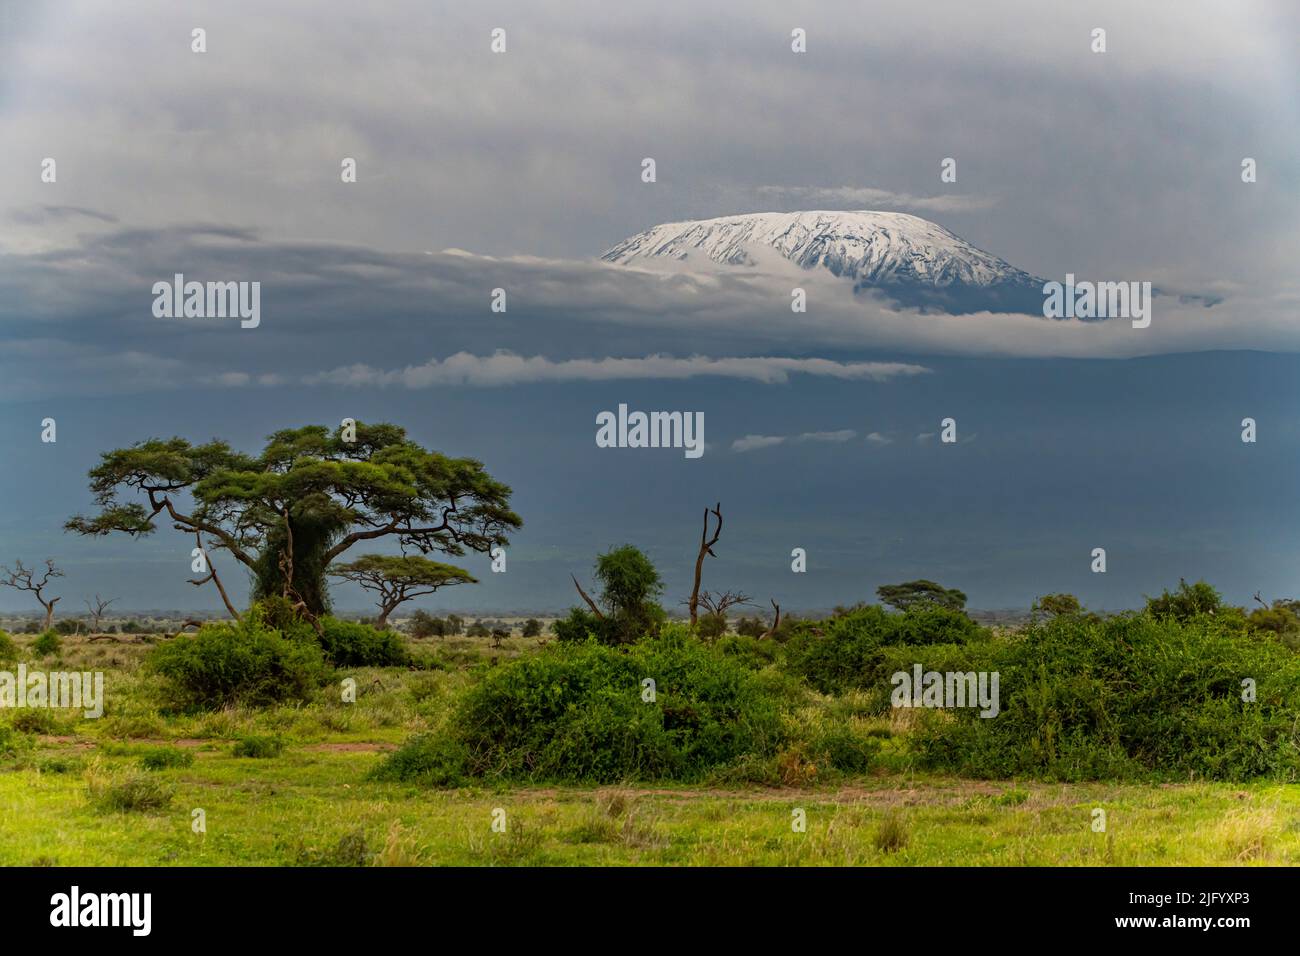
[232,735,284,758]
[139,746,195,771]
[0,724,33,759]
[31,631,62,657]
[406,610,446,639]
[370,734,470,786]
[316,617,408,667]
[716,634,779,670]
[146,608,329,711]
[696,613,728,641]
[10,709,57,735]
[88,769,174,813]
[874,810,910,853]
[295,828,371,867]
[0,630,18,662]
[36,755,82,774]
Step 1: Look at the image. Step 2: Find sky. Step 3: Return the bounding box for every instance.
[0,0,1297,614]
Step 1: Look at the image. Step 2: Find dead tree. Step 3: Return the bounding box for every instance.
[83,594,118,633]
[188,532,242,621]
[760,600,781,640]
[1,558,63,630]
[687,503,722,626]
[696,589,753,618]
[571,574,605,619]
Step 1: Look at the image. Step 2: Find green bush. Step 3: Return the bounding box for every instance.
[715,634,780,670]
[88,771,174,813]
[0,630,18,663]
[375,627,790,785]
[316,617,408,667]
[31,630,62,657]
[10,709,57,735]
[139,746,195,771]
[696,613,728,641]
[406,610,447,638]
[232,735,285,758]
[910,612,1300,782]
[145,608,329,711]
[782,605,987,694]
[0,724,33,759]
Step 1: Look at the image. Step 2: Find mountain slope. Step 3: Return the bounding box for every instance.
[602,210,1046,314]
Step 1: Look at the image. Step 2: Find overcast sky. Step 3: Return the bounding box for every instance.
[1,1,1297,613]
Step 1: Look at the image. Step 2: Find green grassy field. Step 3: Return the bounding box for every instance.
[2,631,1297,867]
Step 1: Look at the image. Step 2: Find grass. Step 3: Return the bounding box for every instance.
[1,629,1298,866]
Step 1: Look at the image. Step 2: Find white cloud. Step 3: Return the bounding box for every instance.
[732,428,859,453]
[756,185,998,214]
[300,352,931,388]
[732,435,787,453]
[865,432,892,444]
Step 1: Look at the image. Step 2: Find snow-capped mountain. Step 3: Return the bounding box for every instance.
[602,210,1046,314]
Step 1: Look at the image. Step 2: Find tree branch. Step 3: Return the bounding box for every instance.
[572,574,605,619]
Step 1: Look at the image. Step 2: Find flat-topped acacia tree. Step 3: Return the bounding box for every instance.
[65,422,521,619]
[328,554,477,628]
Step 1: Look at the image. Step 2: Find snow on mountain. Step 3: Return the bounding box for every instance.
[602,210,1046,314]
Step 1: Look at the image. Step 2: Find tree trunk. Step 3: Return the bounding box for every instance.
[41,598,57,631]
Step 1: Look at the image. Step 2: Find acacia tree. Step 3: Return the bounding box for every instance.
[876,579,967,613]
[66,422,521,618]
[1,559,63,630]
[328,554,477,629]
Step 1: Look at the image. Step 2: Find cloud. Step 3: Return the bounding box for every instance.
[732,435,788,453]
[865,432,892,444]
[298,353,930,388]
[1,223,1297,404]
[0,338,189,399]
[755,185,998,215]
[731,428,858,453]
[9,205,120,226]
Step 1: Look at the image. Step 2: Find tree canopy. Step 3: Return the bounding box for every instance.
[66,422,520,616]
[876,579,967,613]
[328,554,477,627]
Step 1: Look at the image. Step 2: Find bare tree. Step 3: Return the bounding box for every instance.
[687,503,722,626]
[760,600,782,640]
[695,589,753,618]
[1,559,64,630]
[83,594,118,633]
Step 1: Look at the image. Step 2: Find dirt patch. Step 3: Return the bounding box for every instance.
[302,742,397,753]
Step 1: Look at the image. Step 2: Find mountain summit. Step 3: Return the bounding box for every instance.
[602,210,1046,314]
